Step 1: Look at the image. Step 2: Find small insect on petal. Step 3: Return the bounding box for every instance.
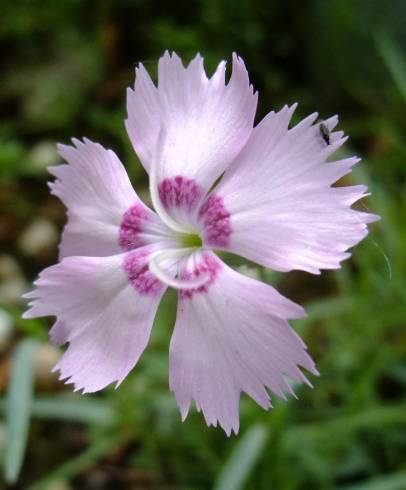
[319,122,331,145]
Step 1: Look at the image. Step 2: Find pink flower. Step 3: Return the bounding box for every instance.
[23,52,378,435]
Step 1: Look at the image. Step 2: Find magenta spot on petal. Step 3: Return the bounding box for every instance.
[123,250,164,296]
[198,194,232,247]
[180,254,221,300]
[119,204,150,251]
[158,176,203,212]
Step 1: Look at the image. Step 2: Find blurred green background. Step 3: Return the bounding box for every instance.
[0,0,405,489]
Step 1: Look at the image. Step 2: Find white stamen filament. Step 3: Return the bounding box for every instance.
[149,249,210,290]
[149,127,191,234]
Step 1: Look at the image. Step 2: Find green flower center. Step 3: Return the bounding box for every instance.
[180,233,203,248]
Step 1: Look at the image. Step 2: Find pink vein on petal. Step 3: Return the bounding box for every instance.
[123,250,165,296]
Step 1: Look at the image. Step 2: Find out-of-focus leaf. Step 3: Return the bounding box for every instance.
[1,303,46,339]
[0,308,13,349]
[29,396,114,424]
[284,404,406,447]
[214,424,268,490]
[3,339,36,484]
[305,296,355,320]
[0,395,114,425]
[0,139,26,180]
[376,32,406,102]
[343,471,406,490]
[27,434,124,490]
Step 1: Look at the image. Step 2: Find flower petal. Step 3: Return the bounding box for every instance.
[169,253,316,435]
[206,106,379,273]
[52,138,171,258]
[126,52,257,227]
[23,249,166,392]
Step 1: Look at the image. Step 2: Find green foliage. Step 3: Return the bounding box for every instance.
[0,0,405,488]
[214,424,268,490]
[2,340,36,484]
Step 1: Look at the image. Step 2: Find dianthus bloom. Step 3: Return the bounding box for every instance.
[24,52,378,435]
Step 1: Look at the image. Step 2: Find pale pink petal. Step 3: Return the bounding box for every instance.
[52,138,172,258]
[23,249,166,392]
[169,252,317,435]
[49,320,70,346]
[126,52,257,227]
[204,107,379,273]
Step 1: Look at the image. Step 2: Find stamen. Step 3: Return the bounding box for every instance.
[149,127,190,234]
[149,250,210,290]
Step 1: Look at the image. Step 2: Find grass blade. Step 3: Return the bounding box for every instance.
[343,471,406,490]
[214,424,268,490]
[29,396,114,424]
[376,32,406,102]
[0,396,114,425]
[3,339,36,484]
[27,434,123,490]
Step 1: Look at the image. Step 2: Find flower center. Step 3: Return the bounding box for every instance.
[180,232,203,249]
